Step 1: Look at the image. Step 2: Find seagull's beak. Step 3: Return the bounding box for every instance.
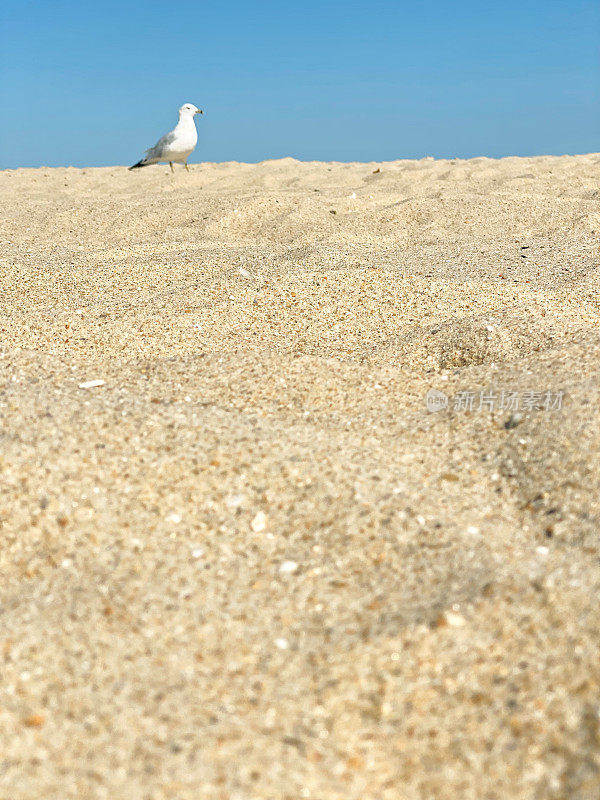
[195,109,203,115]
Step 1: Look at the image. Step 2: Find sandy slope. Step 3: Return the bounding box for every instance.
[1,155,599,799]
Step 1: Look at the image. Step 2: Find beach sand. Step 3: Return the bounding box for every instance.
[1,155,599,798]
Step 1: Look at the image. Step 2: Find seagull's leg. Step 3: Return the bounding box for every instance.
[169,162,174,173]
[185,161,190,173]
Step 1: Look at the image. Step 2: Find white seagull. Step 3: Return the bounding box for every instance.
[129,103,203,173]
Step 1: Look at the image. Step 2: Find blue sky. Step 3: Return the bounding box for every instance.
[1,0,598,167]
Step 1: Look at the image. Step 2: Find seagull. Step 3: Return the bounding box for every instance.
[129,103,203,173]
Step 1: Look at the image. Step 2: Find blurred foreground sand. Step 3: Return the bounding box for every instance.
[1,155,600,798]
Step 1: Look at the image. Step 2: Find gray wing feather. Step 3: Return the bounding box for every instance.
[145,131,177,160]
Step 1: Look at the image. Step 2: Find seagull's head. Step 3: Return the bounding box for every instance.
[179,103,203,117]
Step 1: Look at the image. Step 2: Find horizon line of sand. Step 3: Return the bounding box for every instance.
[3,150,600,173]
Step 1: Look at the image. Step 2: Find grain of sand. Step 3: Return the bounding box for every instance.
[1,155,600,799]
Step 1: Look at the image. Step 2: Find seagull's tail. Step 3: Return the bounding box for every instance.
[128,159,147,170]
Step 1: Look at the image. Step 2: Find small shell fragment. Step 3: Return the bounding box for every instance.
[438,611,467,628]
[251,511,267,533]
[78,380,105,389]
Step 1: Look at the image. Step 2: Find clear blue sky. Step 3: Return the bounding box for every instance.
[1,0,598,167]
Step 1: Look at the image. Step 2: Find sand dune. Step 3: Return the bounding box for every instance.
[1,155,599,799]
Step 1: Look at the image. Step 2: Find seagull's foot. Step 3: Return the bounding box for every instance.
[169,162,174,173]
[185,162,190,172]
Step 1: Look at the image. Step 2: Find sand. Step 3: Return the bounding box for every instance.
[1,155,599,799]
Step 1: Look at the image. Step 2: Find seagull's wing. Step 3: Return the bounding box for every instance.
[145,130,177,160]
[129,129,177,169]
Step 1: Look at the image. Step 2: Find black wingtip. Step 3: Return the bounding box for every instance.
[128,161,144,170]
